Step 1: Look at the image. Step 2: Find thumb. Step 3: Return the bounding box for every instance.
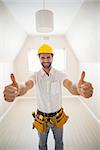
[10,73,18,90]
[78,71,85,86]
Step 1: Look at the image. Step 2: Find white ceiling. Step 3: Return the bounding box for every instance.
[0,0,98,62]
[1,0,85,34]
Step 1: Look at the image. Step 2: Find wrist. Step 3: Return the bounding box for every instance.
[74,83,80,95]
[17,83,26,96]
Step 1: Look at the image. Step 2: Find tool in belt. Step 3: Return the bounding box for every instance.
[32,108,69,133]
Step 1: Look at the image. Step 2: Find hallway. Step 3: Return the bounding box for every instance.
[0,97,99,150]
[0,1,99,150]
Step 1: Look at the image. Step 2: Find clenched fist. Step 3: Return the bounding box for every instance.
[3,74,19,102]
[78,71,93,98]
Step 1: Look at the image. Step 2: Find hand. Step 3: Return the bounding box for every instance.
[3,74,19,102]
[78,71,93,98]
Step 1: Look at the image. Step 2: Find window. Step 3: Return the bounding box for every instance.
[28,48,66,73]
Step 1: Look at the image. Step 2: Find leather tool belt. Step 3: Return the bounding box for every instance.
[32,108,69,133]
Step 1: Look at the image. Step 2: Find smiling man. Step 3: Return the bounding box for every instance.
[3,43,93,150]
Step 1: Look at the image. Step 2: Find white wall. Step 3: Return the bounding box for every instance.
[0,1,26,61]
[97,63,100,118]
[66,1,99,119]
[80,63,100,119]
[66,1,98,63]
[0,1,26,116]
[14,35,80,97]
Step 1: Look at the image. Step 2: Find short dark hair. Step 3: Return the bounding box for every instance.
[38,53,54,57]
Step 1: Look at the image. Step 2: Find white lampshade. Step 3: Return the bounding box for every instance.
[35,9,54,33]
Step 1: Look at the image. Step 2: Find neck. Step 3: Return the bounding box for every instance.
[43,67,51,75]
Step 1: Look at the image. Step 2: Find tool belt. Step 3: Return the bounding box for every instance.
[32,108,69,133]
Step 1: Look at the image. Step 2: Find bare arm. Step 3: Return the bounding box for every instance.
[18,80,34,96]
[63,71,93,98]
[63,79,79,95]
[3,80,34,102]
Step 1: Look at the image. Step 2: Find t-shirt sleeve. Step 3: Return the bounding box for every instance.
[57,71,68,85]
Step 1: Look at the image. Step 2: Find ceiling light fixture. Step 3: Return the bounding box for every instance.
[35,0,54,33]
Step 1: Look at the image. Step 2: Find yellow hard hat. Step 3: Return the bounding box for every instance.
[38,44,53,54]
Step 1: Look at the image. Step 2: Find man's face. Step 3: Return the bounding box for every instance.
[39,53,53,69]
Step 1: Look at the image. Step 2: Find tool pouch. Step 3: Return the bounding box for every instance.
[33,115,46,133]
[55,110,69,128]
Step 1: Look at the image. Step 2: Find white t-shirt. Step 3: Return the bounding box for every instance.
[30,68,67,113]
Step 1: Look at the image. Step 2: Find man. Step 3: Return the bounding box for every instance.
[3,44,93,150]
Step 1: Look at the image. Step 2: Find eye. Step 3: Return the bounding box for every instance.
[41,57,45,60]
[47,56,51,59]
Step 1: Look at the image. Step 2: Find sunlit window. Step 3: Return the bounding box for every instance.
[28,49,66,73]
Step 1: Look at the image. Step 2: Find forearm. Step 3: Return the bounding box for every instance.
[18,85,28,96]
[18,80,34,96]
[63,71,93,98]
[63,79,80,95]
[69,84,80,95]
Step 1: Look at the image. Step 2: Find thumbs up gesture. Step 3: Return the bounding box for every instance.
[77,71,93,98]
[10,73,19,89]
[3,73,19,102]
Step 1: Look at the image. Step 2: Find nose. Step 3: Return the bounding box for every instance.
[43,58,49,62]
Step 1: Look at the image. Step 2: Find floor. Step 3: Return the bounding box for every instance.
[0,97,99,150]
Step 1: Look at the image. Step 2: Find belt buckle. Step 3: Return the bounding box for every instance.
[43,112,47,117]
[47,113,51,117]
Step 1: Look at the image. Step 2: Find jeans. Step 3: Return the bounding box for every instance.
[38,124,63,150]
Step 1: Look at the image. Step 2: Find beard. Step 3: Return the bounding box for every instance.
[41,62,52,69]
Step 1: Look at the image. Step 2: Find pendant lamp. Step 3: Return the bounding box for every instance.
[35,0,54,33]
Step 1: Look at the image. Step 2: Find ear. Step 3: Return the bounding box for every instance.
[51,54,54,57]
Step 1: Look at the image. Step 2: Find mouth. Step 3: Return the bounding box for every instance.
[42,62,51,68]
